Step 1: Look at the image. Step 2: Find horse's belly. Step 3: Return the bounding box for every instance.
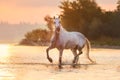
[65,38,85,49]
[64,40,77,49]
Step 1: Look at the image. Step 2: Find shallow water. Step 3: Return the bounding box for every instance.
[0,45,120,80]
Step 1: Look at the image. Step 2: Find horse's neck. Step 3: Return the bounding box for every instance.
[59,26,67,33]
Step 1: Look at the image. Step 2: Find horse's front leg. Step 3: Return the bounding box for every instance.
[46,46,54,63]
[58,49,63,69]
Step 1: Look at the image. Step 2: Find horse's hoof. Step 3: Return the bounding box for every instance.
[72,64,81,68]
[72,65,76,68]
[48,57,53,63]
[90,61,97,65]
[58,65,63,69]
[72,64,77,68]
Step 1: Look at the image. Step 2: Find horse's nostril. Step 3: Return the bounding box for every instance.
[56,27,60,32]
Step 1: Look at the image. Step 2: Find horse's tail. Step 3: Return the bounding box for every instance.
[85,38,95,63]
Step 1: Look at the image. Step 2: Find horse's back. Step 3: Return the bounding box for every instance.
[60,31,86,49]
[69,32,86,47]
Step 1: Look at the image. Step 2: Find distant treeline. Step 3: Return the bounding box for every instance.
[60,0,120,40]
[20,0,120,46]
[19,29,52,46]
[19,15,53,46]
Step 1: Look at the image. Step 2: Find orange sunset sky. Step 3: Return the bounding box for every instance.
[0,0,118,24]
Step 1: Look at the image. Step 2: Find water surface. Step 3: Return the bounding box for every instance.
[0,44,120,80]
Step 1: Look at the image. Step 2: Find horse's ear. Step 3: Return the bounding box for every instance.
[58,15,60,19]
[53,16,55,19]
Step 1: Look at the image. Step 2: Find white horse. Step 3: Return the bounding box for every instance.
[46,16,95,68]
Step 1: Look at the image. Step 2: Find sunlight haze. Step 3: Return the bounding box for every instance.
[0,0,118,43]
[0,0,117,24]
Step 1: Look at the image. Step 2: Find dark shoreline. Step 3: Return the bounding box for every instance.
[92,45,120,49]
[17,43,120,49]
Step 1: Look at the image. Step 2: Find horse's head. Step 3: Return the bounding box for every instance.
[53,16,61,34]
[53,16,61,27]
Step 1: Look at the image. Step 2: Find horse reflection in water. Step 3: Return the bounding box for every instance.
[46,16,95,69]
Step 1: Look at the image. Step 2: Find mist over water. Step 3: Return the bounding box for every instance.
[0,23,47,43]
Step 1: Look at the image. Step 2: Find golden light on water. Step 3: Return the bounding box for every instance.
[0,44,10,57]
[0,44,15,80]
[0,70,15,80]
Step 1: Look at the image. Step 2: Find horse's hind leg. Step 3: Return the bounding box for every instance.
[72,47,83,67]
[71,49,79,67]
